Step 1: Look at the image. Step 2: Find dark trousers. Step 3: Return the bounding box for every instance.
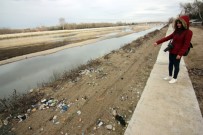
[169,53,181,79]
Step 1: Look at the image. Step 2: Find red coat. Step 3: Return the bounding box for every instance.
[156,15,193,56]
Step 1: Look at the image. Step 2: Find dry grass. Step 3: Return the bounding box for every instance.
[0,25,151,49]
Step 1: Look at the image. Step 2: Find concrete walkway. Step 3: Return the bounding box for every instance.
[124,25,203,135]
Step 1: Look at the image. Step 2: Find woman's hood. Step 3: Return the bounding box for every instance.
[176,15,190,29]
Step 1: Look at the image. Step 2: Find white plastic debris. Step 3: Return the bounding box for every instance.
[41,99,47,103]
[18,114,28,122]
[112,110,117,116]
[29,89,33,93]
[3,119,8,125]
[106,124,113,130]
[98,121,103,127]
[77,110,81,115]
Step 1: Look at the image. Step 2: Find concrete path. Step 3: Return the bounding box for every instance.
[124,25,203,135]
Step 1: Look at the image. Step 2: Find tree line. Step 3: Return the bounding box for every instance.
[56,21,137,30]
[0,22,138,35]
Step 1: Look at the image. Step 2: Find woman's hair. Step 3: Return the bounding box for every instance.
[174,19,185,34]
[174,19,185,30]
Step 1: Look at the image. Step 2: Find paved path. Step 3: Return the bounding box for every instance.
[124,25,203,135]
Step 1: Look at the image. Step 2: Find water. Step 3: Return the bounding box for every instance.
[0,25,164,98]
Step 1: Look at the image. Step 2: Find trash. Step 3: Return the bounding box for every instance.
[98,121,103,127]
[112,109,117,116]
[3,115,12,125]
[55,121,60,124]
[53,115,57,120]
[59,103,69,113]
[39,104,46,110]
[41,99,47,103]
[80,69,90,75]
[29,89,33,93]
[120,94,128,101]
[3,119,8,125]
[137,91,140,94]
[96,119,104,127]
[18,114,28,122]
[77,110,81,115]
[115,114,126,127]
[51,115,60,124]
[82,96,88,100]
[28,126,32,130]
[82,129,85,135]
[47,99,58,107]
[31,104,39,108]
[128,110,133,113]
[39,98,59,110]
[62,104,68,111]
[27,109,31,113]
[106,124,113,130]
[32,108,37,112]
[52,115,57,123]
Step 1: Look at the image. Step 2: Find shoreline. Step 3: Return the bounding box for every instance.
[0,38,104,66]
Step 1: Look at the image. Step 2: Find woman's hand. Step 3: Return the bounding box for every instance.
[176,55,181,59]
[153,43,158,46]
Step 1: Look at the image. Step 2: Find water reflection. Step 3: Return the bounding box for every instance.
[0,25,164,98]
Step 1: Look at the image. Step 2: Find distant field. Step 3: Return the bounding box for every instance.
[0,25,152,61]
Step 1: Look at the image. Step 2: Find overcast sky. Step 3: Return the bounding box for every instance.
[0,0,193,29]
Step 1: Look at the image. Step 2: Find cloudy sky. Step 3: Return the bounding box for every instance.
[0,0,193,29]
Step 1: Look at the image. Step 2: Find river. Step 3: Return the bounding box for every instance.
[0,25,164,99]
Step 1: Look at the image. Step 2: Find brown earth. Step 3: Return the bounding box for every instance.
[184,26,203,116]
[1,25,202,135]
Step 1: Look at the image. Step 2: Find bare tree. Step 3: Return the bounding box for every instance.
[194,0,203,20]
[180,2,193,15]
[59,17,65,30]
[180,0,203,23]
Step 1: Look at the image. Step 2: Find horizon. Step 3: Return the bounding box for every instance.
[0,21,167,30]
[1,0,193,29]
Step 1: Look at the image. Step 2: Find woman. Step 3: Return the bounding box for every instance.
[153,15,193,84]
